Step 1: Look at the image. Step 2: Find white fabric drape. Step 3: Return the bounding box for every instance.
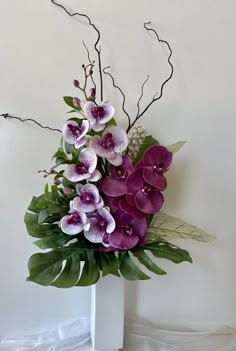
[0,317,235,351]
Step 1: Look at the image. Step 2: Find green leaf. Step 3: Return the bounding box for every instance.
[166,141,186,153]
[76,250,100,286]
[106,118,117,127]
[27,251,64,285]
[34,233,71,249]
[133,135,159,165]
[24,212,61,238]
[132,250,166,275]
[36,199,50,209]
[28,195,45,214]
[38,209,50,224]
[119,252,150,280]
[100,252,120,277]
[63,96,81,111]
[52,253,81,288]
[51,185,59,202]
[44,184,50,200]
[27,247,79,286]
[143,241,192,264]
[148,212,215,243]
[66,109,78,114]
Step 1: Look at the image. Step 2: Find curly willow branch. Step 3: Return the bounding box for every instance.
[128,22,174,132]
[82,40,96,91]
[103,66,131,129]
[136,74,150,118]
[0,114,61,133]
[51,0,104,101]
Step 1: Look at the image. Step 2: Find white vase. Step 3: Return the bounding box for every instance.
[91,275,125,351]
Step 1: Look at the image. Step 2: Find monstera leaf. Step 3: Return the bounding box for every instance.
[147,212,215,242]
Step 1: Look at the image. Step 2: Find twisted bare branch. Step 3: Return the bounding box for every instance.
[51,0,104,101]
[82,40,96,91]
[103,66,131,129]
[136,74,150,118]
[0,113,61,133]
[128,22,174,131]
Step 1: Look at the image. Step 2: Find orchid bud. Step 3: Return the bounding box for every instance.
[73,79,80,88]
[54,179,61,186]
[89,88,96,97]
[63,187,72,195]
[73,97,81,108]
[89,69,93,75]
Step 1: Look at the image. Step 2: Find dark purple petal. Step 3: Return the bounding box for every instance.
[111,155,134,179]
[126,168,145,194]
[135,189,164,214]
[119,198,145,219]
[126,194,136,206]
[143,145,173,170]
[100,176,127,196]
[143,167,167,191]
[109,229,139,250]
[135,160,145,169]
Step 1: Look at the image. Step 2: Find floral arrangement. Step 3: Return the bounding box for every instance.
[24,3,213,287]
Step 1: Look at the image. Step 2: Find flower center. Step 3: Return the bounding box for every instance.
[80,192,95,204]
[67,213,81,225]
[154,161,166,174]
[95,217,107,231]
[121,224,133,236]
[68,123,81,138]
[100,133,115,151]
[75,162,88,175]
[142,183,156,195]
[115,167,127,179]
[91,106,105,121]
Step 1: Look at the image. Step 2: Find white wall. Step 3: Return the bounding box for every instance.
[0,0,235,336]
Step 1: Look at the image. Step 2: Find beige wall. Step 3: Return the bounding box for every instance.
[0,0,235,335]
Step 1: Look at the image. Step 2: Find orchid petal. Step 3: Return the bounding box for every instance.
[84,218,104,243]
[64,164,90,182]
[143,167,167,191]
[100,176,127,196]
[104,126,128,153]
[79,147,97,174]
[88,169,102,182]
[135,189,164,214]
[98,208,115,234]
[107,153,123,166]
[109,229,139,250]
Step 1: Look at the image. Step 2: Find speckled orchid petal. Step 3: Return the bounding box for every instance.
[73,184,103,213]
[79,147,97,174]
[64,164,91,182]
[64,147,97,182]
[84,208,115,243]
[83,101,115,131]
[97,208,116,234]
[59,210,88,235]
[62,120,89,146]
[90,126,128,166]
[84,218,104,243]
[88,169,102,182]
[105,126,128,153]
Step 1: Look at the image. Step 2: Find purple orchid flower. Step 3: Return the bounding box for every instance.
[83,101,115,131]
[126,168,164,215]
[84,208,115,244]
[90,126,128,166]
[64,147,101,182]
[99,156,134,197]
[62,120,89,149]
[103,210,147,250]
[73,184,104,213]
[59,202,89,235]
[136,145,172,191]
